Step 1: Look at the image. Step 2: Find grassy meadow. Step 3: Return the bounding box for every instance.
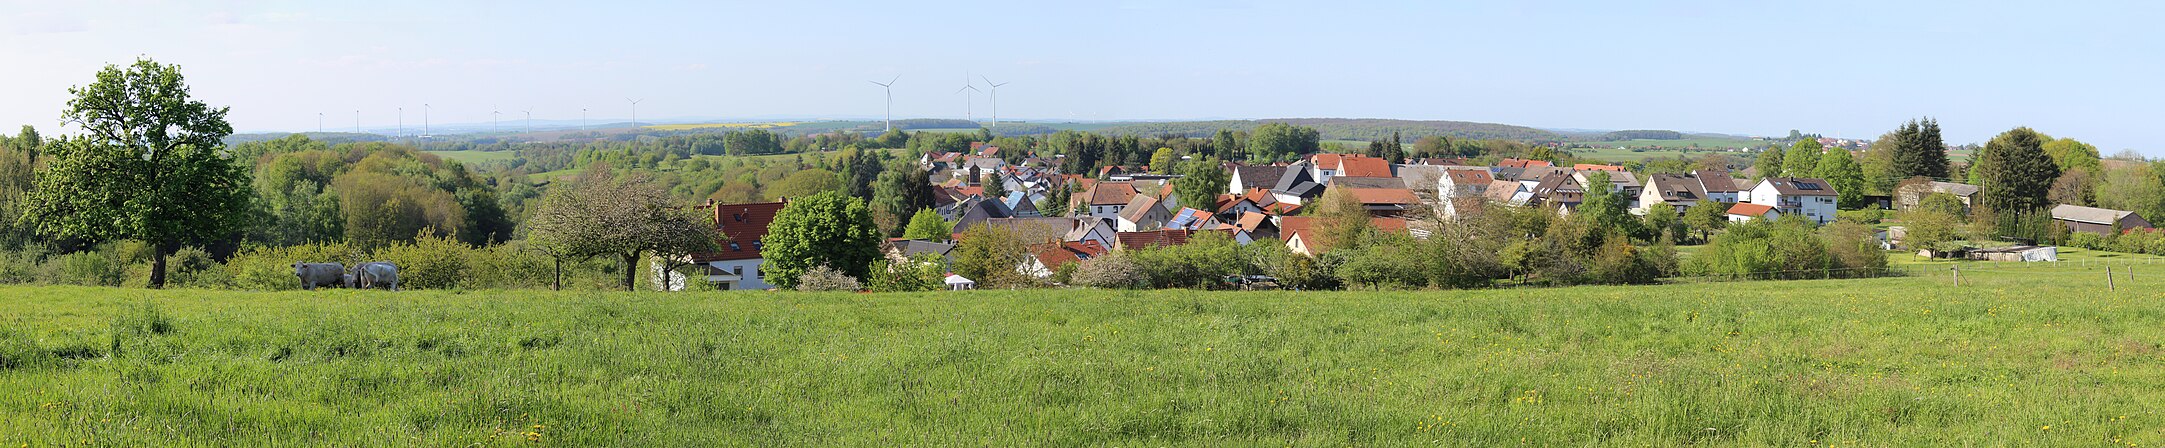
[5,269,2165,446]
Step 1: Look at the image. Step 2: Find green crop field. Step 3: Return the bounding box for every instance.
[5,269,2165,446]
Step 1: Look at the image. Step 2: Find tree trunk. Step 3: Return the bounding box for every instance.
[147,242,169,289]
[551,256,562,291]
[621,252,639,291]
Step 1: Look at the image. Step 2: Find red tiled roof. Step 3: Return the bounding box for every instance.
[1115,229,1195,250]
[1338,156,1394,178]
[1727,203,1775,217]
[1573,163,1626,172]
[690,200,789,262]
[1031,240,1108,271]
[1345,188,1420,205]
[1084,182,1139,206]
[1277,216,1408,253]
[1497,158,1553,169]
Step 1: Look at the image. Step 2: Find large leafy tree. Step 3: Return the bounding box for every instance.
[761,191,882,288]
[1972,127,2061,213]
[1752,146,1784,179]
[869,163,934,235]
[1246,122,1320,162]
[1815,148,1866,209]
[1576,171,1642,241]
[1889,118,1949,180]
[22,59,253,288]
[1780,139,1823,178]
[899,208,953,241]
[1171,157,1228,212]
[524,166,718,291]
[2041,137,2102,174]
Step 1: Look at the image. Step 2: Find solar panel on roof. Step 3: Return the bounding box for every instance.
[1796,182,1822,190]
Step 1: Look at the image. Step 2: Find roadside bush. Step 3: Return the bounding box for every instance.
[1072,253,1147,289]
[1837,208,1884,224]
[370,231,472,290]
[794,264,861,292]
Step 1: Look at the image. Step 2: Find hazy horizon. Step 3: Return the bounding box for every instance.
[4,1,2161,154]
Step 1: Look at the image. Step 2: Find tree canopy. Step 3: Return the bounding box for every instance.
[21,58,254,288]
[760,191,883,288]
[1972,127,2060,213]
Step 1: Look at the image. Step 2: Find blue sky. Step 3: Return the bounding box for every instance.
[3,0,2161,155]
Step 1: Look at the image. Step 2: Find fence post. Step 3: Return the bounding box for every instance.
[2106,263,2115,291]
[1952,265,1960,287]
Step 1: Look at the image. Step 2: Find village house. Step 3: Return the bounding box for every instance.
[1165,207,1223,232]
[1116,194,1171,232]
[1637,173,1710,215]
[1278,216,1410,256]
[1021,240,1110,279]
[1308,153,1393,184]
[1215,212,1278,244]
[1894,181,1980,213]
[1072,181,1139,220]
[1745,177,1838,224]
[681,199,788,290]
[1692,170,1742,203]
[1344,188,1421,217]
[1268,160,1327,205]
[1572,169,1643,209]
[2051,204,2153,235]
[1228,165,1288,195]
[1726,202,1779,223]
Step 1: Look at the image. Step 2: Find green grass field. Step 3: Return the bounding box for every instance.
[6,267,2165,446]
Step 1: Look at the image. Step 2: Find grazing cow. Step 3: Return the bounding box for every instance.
[355,262,401,291]
[293,262,346,290]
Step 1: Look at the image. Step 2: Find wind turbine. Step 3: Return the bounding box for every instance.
[868,76,899,132]
[628,98,644,129]
[317,112,323,133]
[523,109,533,134]
[492,106,501,133]
[980,75,1009,128]
[581,108,589,132]
[423,104,431,138]
[954,72,980,122]
[397,107,404,138]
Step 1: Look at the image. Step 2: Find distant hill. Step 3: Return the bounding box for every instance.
[1089,118,1561,141]
[1598,130,1684,141]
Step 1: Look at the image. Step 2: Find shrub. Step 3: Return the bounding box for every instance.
[371,230,472,290]
[794,265,861,292]
[867,253,943,292]
[166,246,230,289]
[223,242,359,290]
[462,241,555,290]
[47,249,126,287]
[1072,253,1147,289]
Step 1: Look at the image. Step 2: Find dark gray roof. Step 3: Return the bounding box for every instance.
[1761,177,1837,197]
[1271,161,1324,197]
[1232,165,1288,191]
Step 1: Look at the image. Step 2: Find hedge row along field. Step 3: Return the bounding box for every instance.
[3,269,2164,446]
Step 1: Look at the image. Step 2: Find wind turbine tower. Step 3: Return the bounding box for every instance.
[981,75,1009,128]
[628,98,644,129]
[868,76,899,132]
[523,109,533,134]
[492,106,501,133]
[954,72,981,123]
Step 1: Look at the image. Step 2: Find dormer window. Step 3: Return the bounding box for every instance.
[728,242,741,251]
